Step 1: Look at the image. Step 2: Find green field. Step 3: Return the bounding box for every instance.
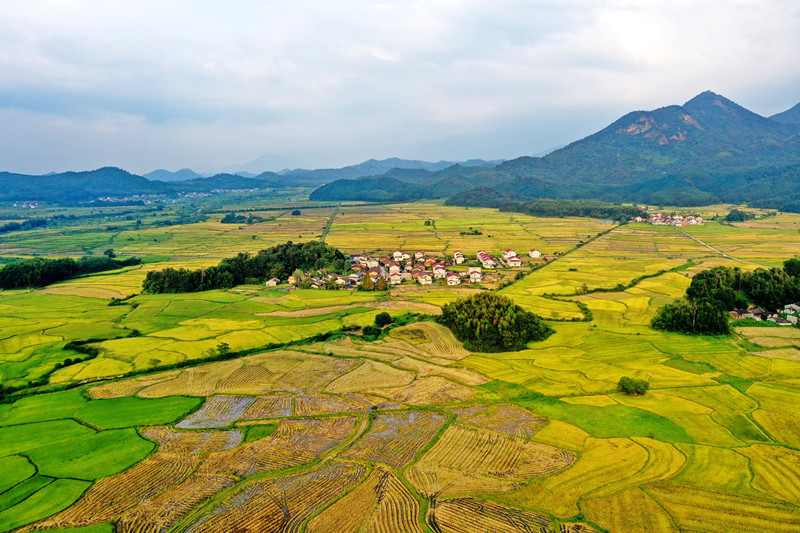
[3,202,800,531]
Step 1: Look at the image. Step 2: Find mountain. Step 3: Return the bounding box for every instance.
[771,103,800,124]
[143,168,203,181]
[0,167,174,203]
[280,157,503,186]
[497,91,800,188]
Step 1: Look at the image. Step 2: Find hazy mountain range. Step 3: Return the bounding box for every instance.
[2,91,799,209]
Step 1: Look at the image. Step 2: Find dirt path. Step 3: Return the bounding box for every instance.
[671,225,770,268]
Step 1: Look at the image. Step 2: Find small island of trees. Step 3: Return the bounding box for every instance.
[438,292,554,352]
[652,259,800,335]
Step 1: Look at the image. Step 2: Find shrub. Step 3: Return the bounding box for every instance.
[618,376,649,395]
[374,312,392,327]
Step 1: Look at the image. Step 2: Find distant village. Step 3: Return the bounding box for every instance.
[266,247,551,290]
[732,305,800,326]
[631,213,705,226]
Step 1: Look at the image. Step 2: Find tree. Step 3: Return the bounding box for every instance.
[377,277,387,291]
[103,249,116,258]
[360,276,375,291]
[375,312,392,327]
[785,258,800,278]
[618,376,649,395]
[291,209,301,216]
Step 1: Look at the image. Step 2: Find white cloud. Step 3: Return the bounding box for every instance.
[0,0,797,173]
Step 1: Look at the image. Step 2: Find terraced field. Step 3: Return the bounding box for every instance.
[3,205,800,532]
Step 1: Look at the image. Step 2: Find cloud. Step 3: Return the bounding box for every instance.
[0,0,797,173]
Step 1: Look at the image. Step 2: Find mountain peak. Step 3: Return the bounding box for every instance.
[771,103,800,124]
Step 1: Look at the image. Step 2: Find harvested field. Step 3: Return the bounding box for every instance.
[406,464,522,499]
[560,524,599,533]
[142,427,242,454]
[753,348,800,361]
[342,410,448,467]
[88,371,180,399]
[183,462,366,533]
[397,322,470,359]
[306,466,424,533]
[117,473,234,533]
[416,424,575,479]
[175,396,255,429]
[270,355,359,392]
[430,498,552,533]
[198,417,355,477]
[293,393,365,416]
[378,376,475,405]
[30,454,195,529]
[452,404,546,438]
[239,393,293,419]
[394,357,488,386]
[137,360,242,398]
[326,360,414,393]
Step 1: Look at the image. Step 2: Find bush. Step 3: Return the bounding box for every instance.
[374,312,392,327]
[618,376,649,395]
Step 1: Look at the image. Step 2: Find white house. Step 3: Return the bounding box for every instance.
[501,248,517,260]
[468,266,482,283]
[529,249,542,258]
[453,251,465,264]
[265,278,280,287]
[433,263,447,278]
[415,251,425,261]
[390,272,403,285]
[418,273,433,285]
[446,272,461,286]
[388,263,402,275]
[393,250,404,261]
[507,256,523,267]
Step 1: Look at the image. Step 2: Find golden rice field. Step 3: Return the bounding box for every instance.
[5,205,800,532]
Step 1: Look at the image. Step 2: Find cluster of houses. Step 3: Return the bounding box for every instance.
[264,247,545,290]
[631,213,705,226]
[730,305,799,326]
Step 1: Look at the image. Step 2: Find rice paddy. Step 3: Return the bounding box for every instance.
[3,204,800,531]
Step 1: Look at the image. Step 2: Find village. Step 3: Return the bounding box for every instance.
[265,247,548,290]
[630,213,705,226]
[732,304,800,326]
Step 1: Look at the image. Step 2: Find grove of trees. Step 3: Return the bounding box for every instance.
[142,241,347,294]
[651,260,800,335]
[438,292,554,352]
[0,256,141,289]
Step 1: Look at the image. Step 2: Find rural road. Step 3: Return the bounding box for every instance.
[671,225,770,269]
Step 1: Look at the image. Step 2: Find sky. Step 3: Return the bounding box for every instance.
[0,0,798,175]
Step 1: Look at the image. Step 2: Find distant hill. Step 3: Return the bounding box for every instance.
[281,157,502,185]
[143,168,203,181]
[0,167,293,204]
[771,103,800,124]
[0,167,173,203]
[309,164,510,202]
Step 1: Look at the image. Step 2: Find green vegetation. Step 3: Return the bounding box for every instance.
[74,396,203,429]
[0,478,91,533]
[617,376,650,395]
[0,256,141,289]
[439,292,554,351]
[0,218,47,234]
[374,311,392,327]
[653,260,800,335]
[725,208,756,222]
[142,241,347,293]
[242,423,278,443]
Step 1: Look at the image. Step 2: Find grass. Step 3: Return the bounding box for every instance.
[242,423,279,443]
[74,396,203,429]
[0,455,35,493]
[0,478,91,533]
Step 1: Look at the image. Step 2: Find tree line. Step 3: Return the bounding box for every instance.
[651,259,800,335]
[0,218,47,234]
[0,256,141,289]
[438,292,554,352]
[142,241,348,294]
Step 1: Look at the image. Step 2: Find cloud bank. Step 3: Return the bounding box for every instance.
[0,0,798,174]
